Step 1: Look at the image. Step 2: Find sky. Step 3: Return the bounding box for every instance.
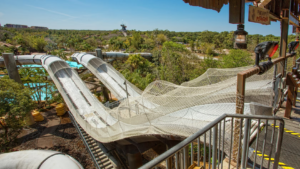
[0,0,295,36]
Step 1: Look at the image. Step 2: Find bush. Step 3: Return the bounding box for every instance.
[222,49,253,68]
[0,79,35,151]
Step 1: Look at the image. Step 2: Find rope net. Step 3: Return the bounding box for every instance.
[47,59,275,143]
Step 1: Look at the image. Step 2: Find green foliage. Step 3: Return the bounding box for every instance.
[44,42,58,53]
[32,37,47,52]
[122,69,155,90]
[125,54,153,72]
[158,41,200,84]
[120,54,155,90]
[222,49,253,68]
[50,49,67,60]
[156,33,167,45]
[0,79,34,151]
[19,67,54,107]
[200,43,215,55]
[189,40,194,51]
[81,73,94,81]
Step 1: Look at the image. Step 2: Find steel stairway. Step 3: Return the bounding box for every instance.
[69,112,117,169]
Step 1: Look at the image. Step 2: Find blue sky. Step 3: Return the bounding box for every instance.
[0,0,294,36]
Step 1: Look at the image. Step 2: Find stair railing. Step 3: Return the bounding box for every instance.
[139,114,284,169]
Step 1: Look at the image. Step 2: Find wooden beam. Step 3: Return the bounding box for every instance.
[289,12,300,26]
[229,0,245,24]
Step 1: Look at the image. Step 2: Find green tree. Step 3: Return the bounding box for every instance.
[156,34,167,45]
[189,40,195,52]
[32,37,47,52]
[0,79,34,151]
[125,54,153,72]
[222,49,253,68]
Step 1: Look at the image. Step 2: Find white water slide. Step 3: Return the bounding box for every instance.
[0,54,274,143]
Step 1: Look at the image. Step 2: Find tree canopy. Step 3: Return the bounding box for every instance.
[0,79,34,151]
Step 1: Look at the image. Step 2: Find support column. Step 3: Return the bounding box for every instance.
[279,19,289,77]
[229,0,245,24]
[101,85,109,102]
[95,48,103,60]
[127,153,143,169]
[278,0,291,106]
[2,53,21,84]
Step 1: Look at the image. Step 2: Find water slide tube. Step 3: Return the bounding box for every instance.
[0,150,83,169]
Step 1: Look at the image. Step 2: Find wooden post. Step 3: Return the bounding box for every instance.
[285,73,299,118]
[232,73,246,163]
[229,0,245,24]
[292,68,299,106]
[278,0,291,108]
[285,84,294,118]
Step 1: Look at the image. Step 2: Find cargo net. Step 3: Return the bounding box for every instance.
[48,60,275,143]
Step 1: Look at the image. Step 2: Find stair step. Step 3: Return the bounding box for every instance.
[98,155,108,161]
[106,165,114,169]
[90,143,98,147]
[92,149,101,154]
[100,158,109,163]
[86,140,96,143]
[94,152,105,157]
[99,160,111,167]
[73,121,116,169]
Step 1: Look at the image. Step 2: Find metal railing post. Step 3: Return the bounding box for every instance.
[212,124,218,169]
[139,114,284,169]
[183,146,189,168]
[241,118,250,168]
[191,142,194,166]
[273,120,285,169]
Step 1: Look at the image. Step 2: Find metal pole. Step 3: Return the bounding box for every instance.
[241,119,250,168]
[273,120,284,169]
[124,81,129,99]
[183,146,188,169]
[212,124,218,169]
[2,53,22,84]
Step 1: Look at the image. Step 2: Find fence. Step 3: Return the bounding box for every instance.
[139,114,284,169]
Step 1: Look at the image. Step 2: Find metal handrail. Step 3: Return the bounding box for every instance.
[139,114,284,169]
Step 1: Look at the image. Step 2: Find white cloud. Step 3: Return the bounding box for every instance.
[27,5,77,18]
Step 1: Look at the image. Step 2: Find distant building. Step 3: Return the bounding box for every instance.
[4,24,28,28]
[30,26,48,30]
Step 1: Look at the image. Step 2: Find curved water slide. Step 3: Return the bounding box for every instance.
[72,53,142,100]
[0,55,273,143]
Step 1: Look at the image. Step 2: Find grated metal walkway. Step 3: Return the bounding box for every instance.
[249,101,300,169]
[274,101,300,169]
